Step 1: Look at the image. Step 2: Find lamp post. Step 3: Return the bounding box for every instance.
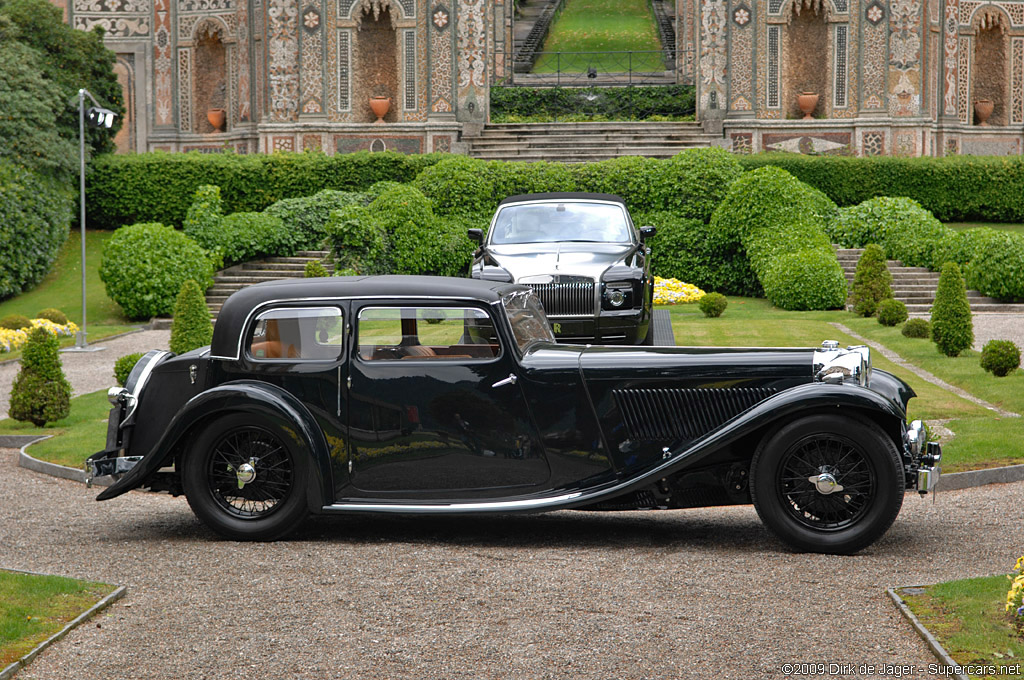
[64,88,116,353]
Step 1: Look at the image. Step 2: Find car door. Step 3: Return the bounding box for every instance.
[345,301,550,499]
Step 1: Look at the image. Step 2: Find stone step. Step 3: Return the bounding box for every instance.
[241,261,309,272]
[469,134,712,147]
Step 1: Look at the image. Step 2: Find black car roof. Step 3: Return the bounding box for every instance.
[497,192,627,207]
[211,275,525,359]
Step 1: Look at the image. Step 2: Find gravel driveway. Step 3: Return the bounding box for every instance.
[3,450,1022,680]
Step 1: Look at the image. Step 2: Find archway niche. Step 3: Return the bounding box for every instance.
[972,9,1009,125]
[355,1,398,123]
[194,22,228,133]
[783,0,829,119]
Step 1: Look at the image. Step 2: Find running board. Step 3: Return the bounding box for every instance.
[321,491,586,515]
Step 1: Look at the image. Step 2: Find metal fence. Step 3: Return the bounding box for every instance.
[509,49,693,87]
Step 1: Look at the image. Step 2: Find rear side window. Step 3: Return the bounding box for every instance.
[247,307,343,361]
[358,307,500,361]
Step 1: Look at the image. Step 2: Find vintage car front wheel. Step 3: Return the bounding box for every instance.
[749,414,904,555]
[183,414,308,541]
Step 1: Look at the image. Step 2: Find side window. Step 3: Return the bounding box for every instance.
[358,307,500,361]
[248,307,343,361]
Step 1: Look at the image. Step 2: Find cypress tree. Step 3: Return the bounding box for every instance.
[930,261,974,357]
[169,279,213,355]
[851,244,893,317]
[8,326,71,427]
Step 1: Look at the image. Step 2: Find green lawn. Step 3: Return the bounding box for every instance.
[899,576,1024,678]
[1,570,115,668]
[666,298,1024,472]
[535,0,664,73]
[0,390,110,468]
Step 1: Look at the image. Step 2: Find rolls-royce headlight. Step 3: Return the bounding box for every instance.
[607,289,626,307]
[603,283,633,310]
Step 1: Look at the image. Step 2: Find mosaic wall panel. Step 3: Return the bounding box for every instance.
[894,130,916,155]
[834,23,848,108]
[404,29,417,111]
[763,132,852,153]
[268,0,300,121]
[154,0,174,126]
[767,25,781,109]
[1014,37,1024,123]
[731,132,753,152]
[178,48,193,132]
[943,0,959,115]
[255,39,266,121]
[678,0,697,81]
[335,135,423,153]
[72,0,151,37]
[959,1,1024,25]
[699,0,728,110]
[300,0,325,114]
[430,4,453,113]
[863,130,885,155]
[236,0,252,122]
[303,134,323,150]
[272,135,296,150]
[457,0,487,117]
[730,1,754,111]
[862,2,887,110]
[339,0,413,20]
[889,0,922,116]
[929,29,939,119]
[957,36,970,122]
[432,134,451,152]
[335,30,352,111]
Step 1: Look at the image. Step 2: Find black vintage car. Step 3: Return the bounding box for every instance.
[87,276,940,554]
[468,193,655,345]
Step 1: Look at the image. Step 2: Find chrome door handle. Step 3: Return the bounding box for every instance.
[492,374,518,388]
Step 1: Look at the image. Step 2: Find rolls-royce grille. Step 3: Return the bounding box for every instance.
[526,278,595,317]
[613,387,778,442]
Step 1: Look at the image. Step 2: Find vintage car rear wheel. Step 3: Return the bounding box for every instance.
[749,414,903,555]
[183,414,308,541]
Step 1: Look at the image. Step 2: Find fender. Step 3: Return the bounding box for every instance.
[97,380,333,509]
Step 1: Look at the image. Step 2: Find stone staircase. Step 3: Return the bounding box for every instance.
[467,122,716,162]
[836,248,1024,314]
[512,0,561,73]
[206,250,332,318]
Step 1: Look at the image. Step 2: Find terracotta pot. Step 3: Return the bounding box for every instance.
[369,96,391,124]
[206,108,226,132]
[797,92,819,120]
[974,99,994,126]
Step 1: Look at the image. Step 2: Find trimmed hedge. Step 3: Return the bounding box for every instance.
[8,326,71,426]
[99,223,217,319]
[86,150,445,229]
[169,279,213,354]
[830,197,946,268]
[964,230,1024,302]
[902,318,930,338]
[850,244,893,317]
[877,298,908,326]
[114,352,143,386]
[930,262,974,357]
[980,339,1021,377]
[324,205,389,275]
[264,189,373,248]
[490,85,695,120]
[698,292,728,318]
[0,160,72,300]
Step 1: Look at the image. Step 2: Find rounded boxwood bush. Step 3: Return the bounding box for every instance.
[0,160,72,300]
[0,314,32,330]
[902,318,930,338]
[323,205,389,275]
[114,352,144,386]
[980,339,1021,377]
[698,292,728,318]
[759,248,848,311]
[829,196,946,268]
[369,184,435,233]
[36,308,68,325]
[412,156,494,217]
[304,260,329,278]
[964,229,1024,302]
[877,298,908,326]
[660,147,744,222]
[489,160,576,200]
[851,244,893,317]
[8,326,71,427]
[99,223,216,320]
[264,189,373,249]
[170,279,213,355]
[930,261,974,357]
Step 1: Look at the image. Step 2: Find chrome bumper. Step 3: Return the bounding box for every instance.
[85,452,142,487]
[907,420,942,495]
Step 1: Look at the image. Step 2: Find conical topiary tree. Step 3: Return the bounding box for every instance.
[851,244,893,317]
[8,326,71,427]
[170,279,213,355]
[930,261,974,357]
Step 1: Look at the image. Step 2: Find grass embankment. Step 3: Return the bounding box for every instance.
[535,0,664,73]
[0,230,136,363]
[0,390,110,467]
[666,297,1024,473]
[0,570,115,668]
[900,577,1024,679]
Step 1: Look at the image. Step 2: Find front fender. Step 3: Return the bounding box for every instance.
[96,381,332,509]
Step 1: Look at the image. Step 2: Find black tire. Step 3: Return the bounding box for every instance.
[749,414,904,555]
[183,414,308,541]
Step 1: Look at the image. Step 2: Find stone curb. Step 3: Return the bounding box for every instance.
[0,569,126,680]
[15,439,114,488]
[939,463,1024,491]
[0,327,148,367]
[887,586,969,680]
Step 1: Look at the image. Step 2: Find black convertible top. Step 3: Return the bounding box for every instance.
[210,275,524,359]
[497,192,627,207]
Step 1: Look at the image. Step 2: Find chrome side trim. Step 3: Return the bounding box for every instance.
[323,491,585,514]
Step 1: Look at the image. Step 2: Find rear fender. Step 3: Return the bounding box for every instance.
[96,381,332,510]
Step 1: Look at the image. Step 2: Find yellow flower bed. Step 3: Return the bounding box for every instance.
[0,319,79,354]
[654,277,706,305]
[1008,555,1024,638]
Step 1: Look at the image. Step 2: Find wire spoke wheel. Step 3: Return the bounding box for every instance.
[207,427,294,519]
[776,434,875,531]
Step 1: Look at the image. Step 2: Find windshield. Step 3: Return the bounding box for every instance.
[502,291,556,352]
[490,202,632,245]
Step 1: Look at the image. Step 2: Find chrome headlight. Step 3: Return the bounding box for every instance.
[906,419,927,457]
[813,341,871,386]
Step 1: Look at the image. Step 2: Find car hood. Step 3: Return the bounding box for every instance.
[485,242,636,281]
